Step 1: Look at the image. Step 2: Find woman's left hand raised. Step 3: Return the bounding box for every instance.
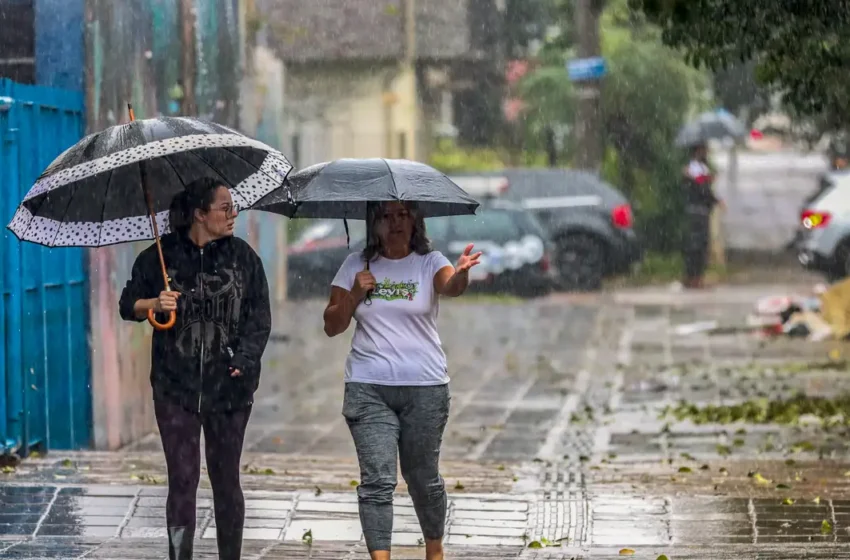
[456,244,483,274]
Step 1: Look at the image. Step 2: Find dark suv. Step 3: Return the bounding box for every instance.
[451,169,642,291]
[286,200,557,299]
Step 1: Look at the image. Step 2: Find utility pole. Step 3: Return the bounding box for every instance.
[573,0,603,171]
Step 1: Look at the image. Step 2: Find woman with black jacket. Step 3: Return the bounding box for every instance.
[119,177,271,560]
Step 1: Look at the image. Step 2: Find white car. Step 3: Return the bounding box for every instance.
[797,171,850,281]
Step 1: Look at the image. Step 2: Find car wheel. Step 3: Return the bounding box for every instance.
[556,234,605,292]
[828,241,850,282]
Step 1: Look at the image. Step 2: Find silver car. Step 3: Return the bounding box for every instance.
[797,171,850,281]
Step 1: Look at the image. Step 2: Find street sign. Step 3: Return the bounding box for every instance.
[567,57,607,82]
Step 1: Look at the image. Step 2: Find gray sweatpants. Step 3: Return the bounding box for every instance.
[342,382,451,552]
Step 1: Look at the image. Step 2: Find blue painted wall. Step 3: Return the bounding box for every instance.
[34,0,85,91]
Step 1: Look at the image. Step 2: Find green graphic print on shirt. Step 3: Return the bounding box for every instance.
[372,278,419,301]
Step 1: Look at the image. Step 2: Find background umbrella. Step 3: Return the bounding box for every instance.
[254,157,478,301]
[675,108,747,147]
[6,105,292,329]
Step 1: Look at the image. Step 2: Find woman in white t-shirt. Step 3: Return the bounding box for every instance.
[323,201,481,560]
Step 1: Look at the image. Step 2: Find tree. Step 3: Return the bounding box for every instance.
[515,0,710,250]
[630,0,850,129]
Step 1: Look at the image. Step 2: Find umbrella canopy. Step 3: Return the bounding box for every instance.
[254,158,479,220]
[675,109,747,147]
[6,116,292,247]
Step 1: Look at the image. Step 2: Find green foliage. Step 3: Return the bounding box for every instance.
[428,137,553,173]
[428,138,507,174]
[513,0,709,252]
[599,0,707,250]
[631,0,850,128]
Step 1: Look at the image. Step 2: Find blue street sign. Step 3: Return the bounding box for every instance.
[567,57,607,82]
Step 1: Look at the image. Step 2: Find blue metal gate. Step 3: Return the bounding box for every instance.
[0,78,92,455]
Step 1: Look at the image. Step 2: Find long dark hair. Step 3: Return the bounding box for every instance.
[169,177,224,235]
[361,201,431,262]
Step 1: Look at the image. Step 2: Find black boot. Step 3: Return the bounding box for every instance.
[167,526,194,560]
[216,526,243,560]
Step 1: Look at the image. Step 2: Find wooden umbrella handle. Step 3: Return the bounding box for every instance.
[147,309,177,330]
[129,103,177,331]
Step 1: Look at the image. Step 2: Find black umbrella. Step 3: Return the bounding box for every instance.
[254,158,479,220]
[6,106,292,329]
[254,157,478,303]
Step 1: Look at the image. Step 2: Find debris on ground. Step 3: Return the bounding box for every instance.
[740,280,850,341]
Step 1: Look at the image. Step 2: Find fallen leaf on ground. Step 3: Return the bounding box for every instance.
[619,549,636,556]
[822,520,833,534]
[752,473,772,485]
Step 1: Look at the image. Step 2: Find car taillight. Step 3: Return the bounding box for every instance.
[540,252,550,272]
[612,204,633,229]
[801,210,831,229]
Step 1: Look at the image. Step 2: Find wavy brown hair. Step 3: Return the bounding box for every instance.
[361,201,432,262]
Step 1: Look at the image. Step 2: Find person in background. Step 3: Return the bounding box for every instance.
[119,177,271,560]
[323,201,481,560]
[682,142,724,289]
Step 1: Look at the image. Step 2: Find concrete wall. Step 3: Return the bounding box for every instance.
[283,61,422,164]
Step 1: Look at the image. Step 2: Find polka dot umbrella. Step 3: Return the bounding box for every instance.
[5,105,293,330]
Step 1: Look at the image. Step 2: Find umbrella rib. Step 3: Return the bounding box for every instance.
[185,149,236,187]
[220,146,291,185]
[162,153,188,189]
[48,178,86,247]
[96,168,117,247]
[382,158,399,200]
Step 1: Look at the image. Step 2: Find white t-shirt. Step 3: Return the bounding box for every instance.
[331,250,453,386]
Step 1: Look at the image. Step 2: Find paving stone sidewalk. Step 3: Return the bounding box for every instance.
[4,287,850,558]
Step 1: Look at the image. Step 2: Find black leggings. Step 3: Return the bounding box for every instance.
[154,399,252,536]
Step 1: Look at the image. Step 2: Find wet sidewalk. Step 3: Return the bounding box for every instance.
[4,287,850,558]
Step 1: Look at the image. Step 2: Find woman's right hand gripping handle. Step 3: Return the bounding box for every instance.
[323,267,375,337]
[135,291,179,330]
[350,269,376,302]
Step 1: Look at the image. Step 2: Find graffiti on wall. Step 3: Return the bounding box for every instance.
[85,0,244,450]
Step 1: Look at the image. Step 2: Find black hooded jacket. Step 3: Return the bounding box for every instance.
[119,232,271,413]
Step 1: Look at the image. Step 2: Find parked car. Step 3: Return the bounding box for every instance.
[796,171,850,281]
[286,200,557,299]
[449,169,642,291]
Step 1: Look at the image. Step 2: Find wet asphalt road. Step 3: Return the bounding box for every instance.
[5,286,850,558]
